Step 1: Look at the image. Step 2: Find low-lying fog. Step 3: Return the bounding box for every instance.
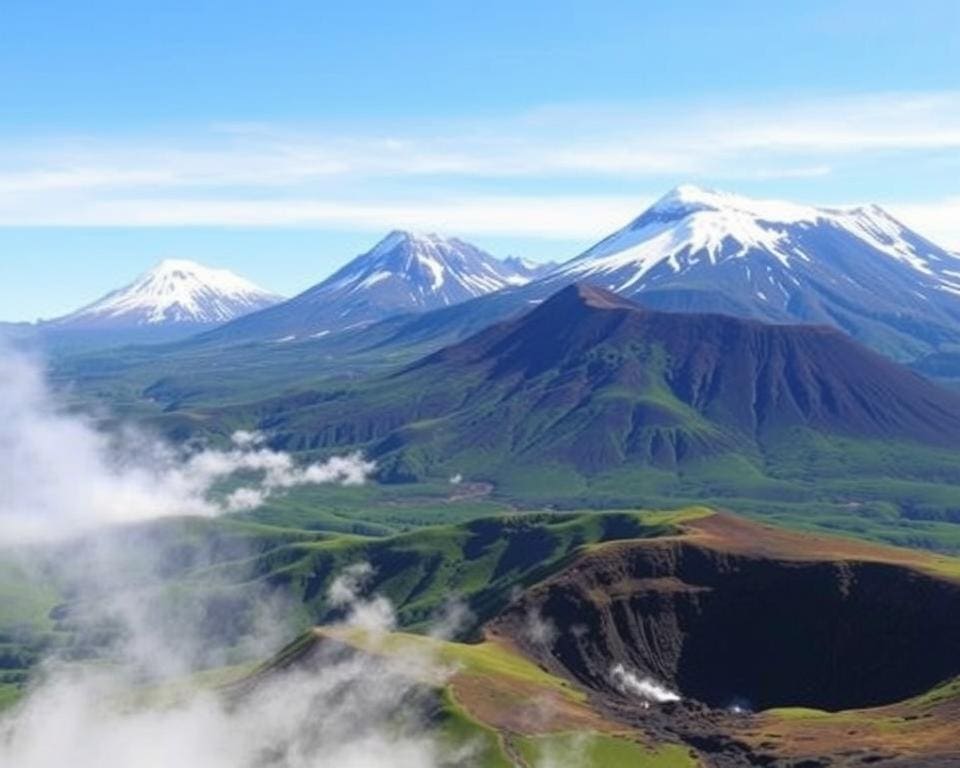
[0,348,676,767]
[0,349,454,768]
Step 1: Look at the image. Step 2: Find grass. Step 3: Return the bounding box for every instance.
[0,683,22,711]
[6,495,960,763]
[894,675,960,709]
[123,317,960,558]
[243,508,684,631]
[236,480,513,535]
[515,732,699,768]
[325,628,583,702]
[0,507,690,700]
[0,558,61,631]
[437,688,512,768]
[314,628,697,767]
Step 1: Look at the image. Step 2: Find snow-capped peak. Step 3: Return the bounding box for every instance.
[558,185,958,293]
[363,231,460,291]
[322,230,534,302]
[196,232,549,343]
[648,184,820,224]
[51,258,282,328]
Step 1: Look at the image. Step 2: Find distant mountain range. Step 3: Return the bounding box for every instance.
[187,185,960,366]
[15,186,960,365]
[196,231,554,344]
[370,185,960,364]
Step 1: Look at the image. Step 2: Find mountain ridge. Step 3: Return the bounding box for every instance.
[541,185,960,359]
[291,185,960,366]
[196,230,537,343]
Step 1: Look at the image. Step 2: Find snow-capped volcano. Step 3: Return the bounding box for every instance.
[319,230,532,306]
[49,259,282,330]
[542,185,960,359]
[202,231,535,342]
[558,185,959,289]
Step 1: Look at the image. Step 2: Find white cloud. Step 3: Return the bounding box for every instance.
[0,566,459,768]
[523,606,558,647]
[0,93,955,192]
[0,348,375,544]
[0,194,650,239]
[2,91,958,191]
[0,92,957,248]
[3,192,956,250]
[0,345,477,768]
[328,562,376,607]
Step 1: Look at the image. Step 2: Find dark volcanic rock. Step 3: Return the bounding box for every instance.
[489,535,960,713]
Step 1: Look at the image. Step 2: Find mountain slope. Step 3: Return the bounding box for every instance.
[46,258,282,330]
[198,231,532,343]
[212,285,960,501]
[42,187,960,406]
[544,185,960,359]
[502,255,559,281]
[292,185,960,367]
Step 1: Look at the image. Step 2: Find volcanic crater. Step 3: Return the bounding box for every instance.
[490,513,960,714]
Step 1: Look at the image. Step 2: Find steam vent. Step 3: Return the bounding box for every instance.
[491,513,960,712]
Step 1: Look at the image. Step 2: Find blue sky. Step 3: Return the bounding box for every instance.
[1,0,959,320]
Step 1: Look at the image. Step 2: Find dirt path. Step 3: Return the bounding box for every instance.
[498,731,531,768]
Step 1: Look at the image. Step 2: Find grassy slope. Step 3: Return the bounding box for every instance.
[516,734,696,768]
[8,482,959,720]
[47,317,433,417]
[117,324,960,553]
[0,556,65,703]
[236,481,513,536]
[42,299,960,555]
[244,509,692,630]
[0,508,699,711]
[7,503,960,761]
[314,627,698,768]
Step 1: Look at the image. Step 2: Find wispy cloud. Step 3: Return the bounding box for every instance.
[3,192,958,250]
[0,194,652,238]
[0,91,958,246]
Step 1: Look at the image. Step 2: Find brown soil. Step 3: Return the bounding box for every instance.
[486,513,960,765]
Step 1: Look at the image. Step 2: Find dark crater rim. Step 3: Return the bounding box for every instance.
[491,541,960,713]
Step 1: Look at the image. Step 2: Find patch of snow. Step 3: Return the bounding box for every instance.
[317,230,523,306]
[555,185,960,295]
[356,270,392,289]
